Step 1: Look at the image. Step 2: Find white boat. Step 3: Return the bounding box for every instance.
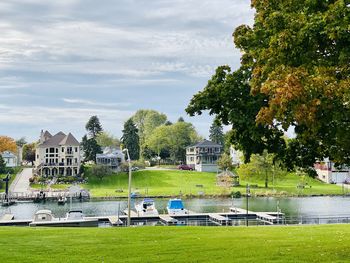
[167,199,188,215]
[57,196,67,205]
[135,198,159,216]
[29,209,98,227]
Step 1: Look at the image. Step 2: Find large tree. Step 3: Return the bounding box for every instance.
[81,135,102,162]
[22,143,36,165]
[0,155,6,173]
[85,115,103,138]
[96,132,120,148]
[209,119,224,145]
[146,121,201,163]
[0,136,17,153]
[121,119,140,160]
[187,1,350,169]
[131,110,167,158]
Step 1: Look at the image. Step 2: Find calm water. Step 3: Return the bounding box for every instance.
[2,196,350,220]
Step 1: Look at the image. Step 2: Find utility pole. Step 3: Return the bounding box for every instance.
[246,184,250,227]
[123,148,132,227]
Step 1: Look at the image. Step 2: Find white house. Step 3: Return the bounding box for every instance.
[96,147,125,171]
[1,151,18,167]
[315,158,350,184]
[186,140,223,172]
[34,130,81,177]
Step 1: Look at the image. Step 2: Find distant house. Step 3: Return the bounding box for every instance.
[96,147,125,171]
[186,139,223,172]
[230,146,242,166]
[1,151,18,168]
[34,130,81,177]
[315,158,350,184]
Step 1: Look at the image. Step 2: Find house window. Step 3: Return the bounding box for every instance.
[75,147,78,152]
[46,149,48,153]
[62,147,64,152]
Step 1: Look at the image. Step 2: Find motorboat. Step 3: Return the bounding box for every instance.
[57,196,67,205]
[135,198,159,216]
[29,209,98,227]
[167,199,188,215]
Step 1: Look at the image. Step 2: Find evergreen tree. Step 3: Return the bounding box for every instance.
[0,155,6,173]
[81,135,102,162]
[177,117,185,122]
[209,119,224,145]
[85,115,103,138]
[121,119,140,160]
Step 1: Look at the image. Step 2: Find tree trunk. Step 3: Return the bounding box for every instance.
[265,169,268,188]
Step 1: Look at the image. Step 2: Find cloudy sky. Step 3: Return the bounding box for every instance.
[0,0,254,142]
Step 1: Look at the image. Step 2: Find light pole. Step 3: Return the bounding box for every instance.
[122,148,132,227]
[246,184,250,227]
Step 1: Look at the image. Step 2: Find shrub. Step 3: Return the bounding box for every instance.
[231,191,242,198]
[90,165,113,180]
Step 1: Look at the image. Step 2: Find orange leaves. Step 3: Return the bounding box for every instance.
[0,136,17,153]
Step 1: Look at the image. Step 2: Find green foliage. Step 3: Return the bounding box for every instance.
[96,132,120,148]
[15,137,27,147]
[209,119,224,145]
[85,115,103,138]
[146,121,201,163]
[0,155,6,173]
[238,151,288,188]
[131,109,167,158]
[90,165,113,180]
[22,143,36,165]
[217,153,234,171]
[121,119,140,160]
[81,135,102,162]
[187,1,350,168]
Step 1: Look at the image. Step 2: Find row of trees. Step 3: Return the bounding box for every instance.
[120,110,202,163]
[0,136,36,165]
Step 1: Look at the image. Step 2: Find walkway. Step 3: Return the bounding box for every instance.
[9,168,32,194]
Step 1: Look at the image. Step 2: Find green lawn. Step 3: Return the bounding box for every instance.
[0,225,349,262]
[0,167,22,192]
[84,169,343,197]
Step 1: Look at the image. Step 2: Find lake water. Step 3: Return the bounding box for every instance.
[2,196,350,222]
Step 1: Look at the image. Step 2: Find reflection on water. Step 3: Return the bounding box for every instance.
[1,196,350,220]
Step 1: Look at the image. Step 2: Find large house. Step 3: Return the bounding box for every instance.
[315,158,350,184]
[1,151,18,167]
[34,130,81,177]
[186,139,223,172]
[96,147,125,171]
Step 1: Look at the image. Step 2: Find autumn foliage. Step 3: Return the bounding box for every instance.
[0,136,17,153]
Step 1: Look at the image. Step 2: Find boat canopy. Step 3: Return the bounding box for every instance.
[168,199,184,209]
[143,198,154,203]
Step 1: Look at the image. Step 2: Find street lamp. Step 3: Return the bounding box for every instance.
[122,148,132,227]
[246,184,250,227]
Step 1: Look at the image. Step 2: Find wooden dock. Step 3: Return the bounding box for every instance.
[230,207,284,224]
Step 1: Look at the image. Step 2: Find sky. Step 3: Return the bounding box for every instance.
[0,0,255,142]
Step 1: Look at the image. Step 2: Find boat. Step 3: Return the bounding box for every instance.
[167,199,188,215]
[135,198,159,216]
[29,209,98,227]
[57,196,67,205]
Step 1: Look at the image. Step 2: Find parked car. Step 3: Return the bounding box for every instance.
[177,164,193,171]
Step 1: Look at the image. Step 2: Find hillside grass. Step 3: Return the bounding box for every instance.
[0,225,349,263]
[84,169,343,197]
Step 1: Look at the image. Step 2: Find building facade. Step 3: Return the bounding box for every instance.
[34,130,81,177]
[1,151,18,167]
[96,147,125,171]
[315,158,350,184]
[186,140,223,172]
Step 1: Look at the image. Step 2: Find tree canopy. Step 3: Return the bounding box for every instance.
[0,136,17,153]
[131,109,167,158]
[85,116,103,138]
[121,119,140,160]
[96,132,120,148]
[187,0,350,169]
[209,119,224,146]
[22,143,36,165]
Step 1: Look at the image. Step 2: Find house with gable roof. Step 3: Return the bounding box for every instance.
[34,130,81,177]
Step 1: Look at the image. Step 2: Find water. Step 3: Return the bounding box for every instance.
[2,196,350,221]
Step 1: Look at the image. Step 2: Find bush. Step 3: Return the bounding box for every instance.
[231,191,242,198]
[90,165,113,180]
[131,160,146,169]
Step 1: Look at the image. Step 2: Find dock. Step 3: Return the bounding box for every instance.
[230,207,284,224]
[159,215,178,225]
[208,213,230,226]
[1,214,14,221]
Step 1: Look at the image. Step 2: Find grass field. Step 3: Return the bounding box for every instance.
[0,225,349,262]
[84,169,343,197]
[0,167,22,192]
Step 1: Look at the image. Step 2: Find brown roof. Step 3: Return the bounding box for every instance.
[38,131,80,147]
[59,133,80,146]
